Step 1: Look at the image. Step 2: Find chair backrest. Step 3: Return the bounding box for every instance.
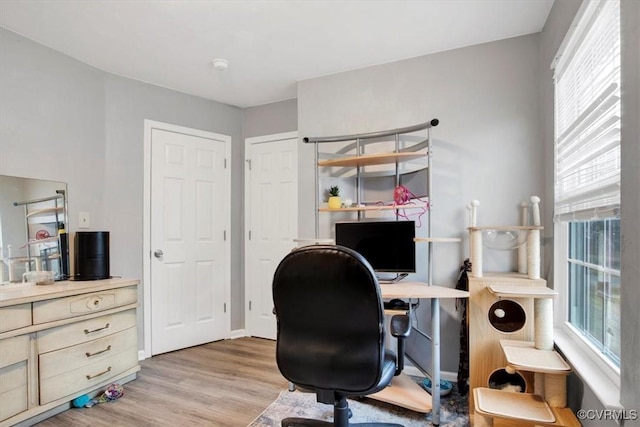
[272,245,386,394]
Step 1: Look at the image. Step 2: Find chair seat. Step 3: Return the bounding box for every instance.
[273,245,411,427]
[367,350,397,395]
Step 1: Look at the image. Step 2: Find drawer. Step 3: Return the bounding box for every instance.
[40,327,137,379]
[0,335,30,369]
[0,336,30,421]
[32,286,137,324]
[38,309,136,353]
[0,360,27,394]
[39,345,138,405]
[0,382,28,422]
[0,303,32,333]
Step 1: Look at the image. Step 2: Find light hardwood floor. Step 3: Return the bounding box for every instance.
[36,337,288,427]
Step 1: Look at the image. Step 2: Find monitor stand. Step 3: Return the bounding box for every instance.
[378,273,408,284]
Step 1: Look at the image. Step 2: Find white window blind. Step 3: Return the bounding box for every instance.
[552,0,621,222]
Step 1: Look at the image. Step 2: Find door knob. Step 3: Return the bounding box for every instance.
[154,249,163,259]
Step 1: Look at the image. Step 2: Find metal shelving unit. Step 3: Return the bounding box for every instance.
[302,119,471,426]
[303,118,441,283]
[13,190,69,280]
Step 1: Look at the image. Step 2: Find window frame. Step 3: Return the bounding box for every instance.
[554,223,622,409]
[551,0,622,409]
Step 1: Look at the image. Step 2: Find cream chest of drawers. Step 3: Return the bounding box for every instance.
[0,279,140,426]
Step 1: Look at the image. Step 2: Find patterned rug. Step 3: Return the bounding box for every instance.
[248,381,469,426]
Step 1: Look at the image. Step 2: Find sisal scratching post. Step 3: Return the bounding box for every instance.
[530,196,541,227]
[534,298,554,350]
[518,201,529,274]
[528,196,541,280]
[534,372,545,396]
[544,374,567,408]
[527,230,540,279]
[469,200,482,277]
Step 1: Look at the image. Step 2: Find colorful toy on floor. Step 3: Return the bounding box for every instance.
[72,383,124,408]
[72,394,91,408]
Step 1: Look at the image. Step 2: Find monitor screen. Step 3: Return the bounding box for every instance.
[335,220,416,273]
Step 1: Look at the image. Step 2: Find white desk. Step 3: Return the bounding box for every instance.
[378,281,469,426]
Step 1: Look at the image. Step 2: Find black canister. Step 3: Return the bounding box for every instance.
[74,231,110,280]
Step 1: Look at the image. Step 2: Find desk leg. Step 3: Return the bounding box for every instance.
[431,298,441,426]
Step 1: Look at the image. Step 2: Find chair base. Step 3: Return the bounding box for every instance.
[281,396,402,427]
[282,418,403,427]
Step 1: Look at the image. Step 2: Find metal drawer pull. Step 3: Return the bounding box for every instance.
[86,366,112,380]
[84,323,110,334]
[86,345,112,358]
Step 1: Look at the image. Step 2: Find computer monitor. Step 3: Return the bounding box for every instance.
[335,220,416,274]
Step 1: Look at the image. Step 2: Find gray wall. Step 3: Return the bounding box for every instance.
[298,34,545,373]
[0,28,106,228]
[541,0,640,424]
[0,28,245,344]
[243,99,298,139]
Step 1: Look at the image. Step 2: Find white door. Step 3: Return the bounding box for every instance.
[245,132,298,340]
[149,125,230,355]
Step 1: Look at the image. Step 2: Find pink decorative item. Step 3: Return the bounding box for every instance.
[392,185,429,227]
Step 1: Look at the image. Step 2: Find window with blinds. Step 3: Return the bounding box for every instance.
[553,0,621,221]
[552,0,621,369]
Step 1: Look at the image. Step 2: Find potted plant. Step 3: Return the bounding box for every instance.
[327,185,342,209]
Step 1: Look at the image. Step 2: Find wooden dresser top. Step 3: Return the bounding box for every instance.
[0,278,139,307]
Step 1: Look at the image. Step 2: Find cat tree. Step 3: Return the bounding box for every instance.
[467,197,579,427]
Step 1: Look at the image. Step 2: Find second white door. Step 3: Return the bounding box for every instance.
[245,132,298,340]
[150,125,230,355]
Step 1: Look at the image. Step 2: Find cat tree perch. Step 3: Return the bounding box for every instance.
[467,196,542,279]
[467,197,580,427]
[479,286,574,426]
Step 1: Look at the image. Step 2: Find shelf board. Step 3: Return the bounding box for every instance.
[319,203,428,212]
[500,340,571,374]
[474,387,556,424]
[380,282,469,299]
[369,372,432,413]
[468,225,543,231]
[489,284,557,298]
[318,152,426,167]
[414,237,461,243]
[25,237,59,245]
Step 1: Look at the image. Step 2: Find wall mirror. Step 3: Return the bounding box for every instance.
[0,175,69,284]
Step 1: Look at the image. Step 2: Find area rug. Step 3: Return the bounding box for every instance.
[248,384,469,426]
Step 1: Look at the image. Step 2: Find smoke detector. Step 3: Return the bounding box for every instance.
[212,58,229,71]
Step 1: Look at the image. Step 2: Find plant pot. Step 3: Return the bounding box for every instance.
[328,196,342,209]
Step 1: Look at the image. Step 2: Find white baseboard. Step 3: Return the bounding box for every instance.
[438,370,458,382]
[139,330,248,359]
[229,329,247,339]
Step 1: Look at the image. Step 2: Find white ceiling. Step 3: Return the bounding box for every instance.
[0,0,554,108]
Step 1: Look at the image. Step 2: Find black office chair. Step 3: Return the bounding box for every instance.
[272,245,411,427]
